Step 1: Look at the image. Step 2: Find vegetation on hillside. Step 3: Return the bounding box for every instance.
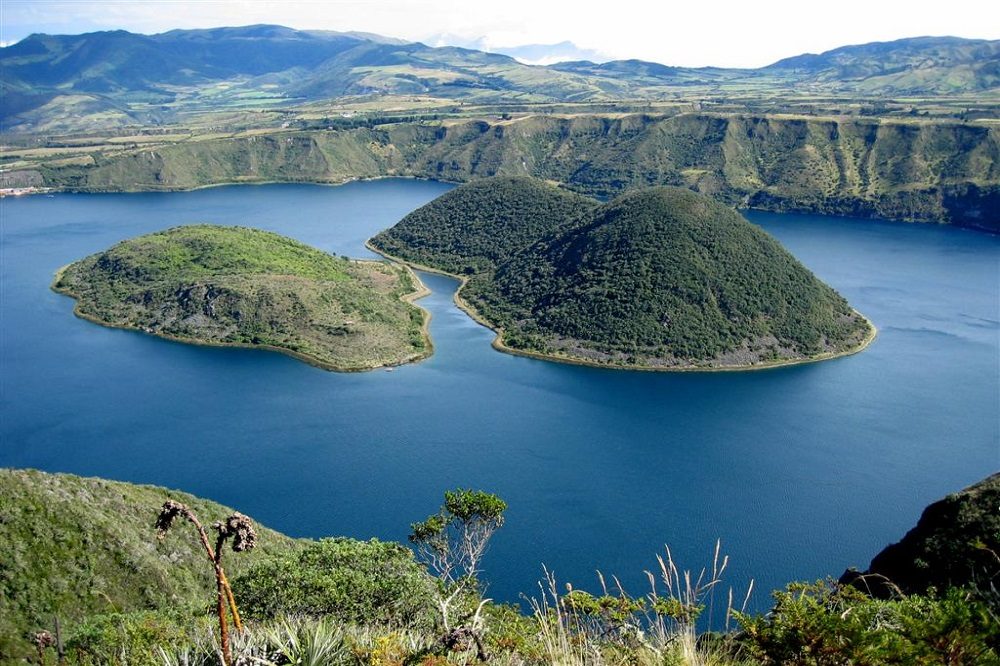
[0,468,299,659]
[738,582,998,665]
[232,538,437,628]
[764,36,1000,94]
[466,186,872,367]
[4,468,998,665]
[2,27,997,133]
[842,471,1000,598]
[52,225,431,371]
[16,114,999,231]
[369,177,599,274]
[3,27,997,229]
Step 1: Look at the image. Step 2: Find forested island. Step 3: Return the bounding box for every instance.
[371,177,875,370]
[53,225,431,371]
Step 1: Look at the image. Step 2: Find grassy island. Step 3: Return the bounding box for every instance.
[371,178,874,370]
[53,225,431,371]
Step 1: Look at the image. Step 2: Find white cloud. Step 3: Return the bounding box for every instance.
[3,0,998,67]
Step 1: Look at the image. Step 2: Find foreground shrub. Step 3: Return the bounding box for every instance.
[409,489,507,659]
[231,538,436,628]
[65,609,209,666]
[737,581,1000,665]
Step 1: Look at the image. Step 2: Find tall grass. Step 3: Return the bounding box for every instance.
[527,541,753,666]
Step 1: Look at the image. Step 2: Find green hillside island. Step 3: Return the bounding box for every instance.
[52,225,431,371]
[368,176,600,274]
[371,178,875,370]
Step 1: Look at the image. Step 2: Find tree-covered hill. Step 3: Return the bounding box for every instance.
[370,179,873,369]
[369,176,599,274]
[460,186,873,368]
[53,225,431,371]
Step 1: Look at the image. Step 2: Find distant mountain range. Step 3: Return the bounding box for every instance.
[1,25,998,132]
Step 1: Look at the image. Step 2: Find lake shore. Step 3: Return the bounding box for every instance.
[366,242,878,373]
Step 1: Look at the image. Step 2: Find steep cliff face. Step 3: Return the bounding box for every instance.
[842,473,1000,597]
[37,114,1000,230]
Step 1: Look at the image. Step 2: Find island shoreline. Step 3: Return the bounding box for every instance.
[365,241,878,373]
[51,259,436,373]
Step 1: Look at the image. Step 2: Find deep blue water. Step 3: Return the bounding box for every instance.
[2,179,998,612]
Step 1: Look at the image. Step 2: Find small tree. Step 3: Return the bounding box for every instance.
[409,489,507,659]
[155,500,256,666]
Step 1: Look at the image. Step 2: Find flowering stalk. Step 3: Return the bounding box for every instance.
[156,500,256,666]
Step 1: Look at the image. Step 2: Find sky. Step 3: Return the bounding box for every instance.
[2,0,998,68]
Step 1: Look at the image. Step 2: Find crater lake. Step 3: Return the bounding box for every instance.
[1,179,997,608]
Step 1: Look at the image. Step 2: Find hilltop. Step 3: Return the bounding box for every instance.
[466,187,873,368]
[372,180,873,369]
[369,176,599,274]
[765,36,1000,93]
[53,225,431,371]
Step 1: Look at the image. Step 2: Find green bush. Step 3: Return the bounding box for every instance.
[737,581,1000,665]
[65,609,209,666]
[231,538,436,628]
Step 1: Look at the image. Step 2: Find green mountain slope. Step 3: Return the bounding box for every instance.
[0,468,299,656]
[460,186,873,369]
[369,176,600,274]
[53,225,430,371]
[766,36,1000,94]
[0,25,613,128]
[0,26,368,92]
